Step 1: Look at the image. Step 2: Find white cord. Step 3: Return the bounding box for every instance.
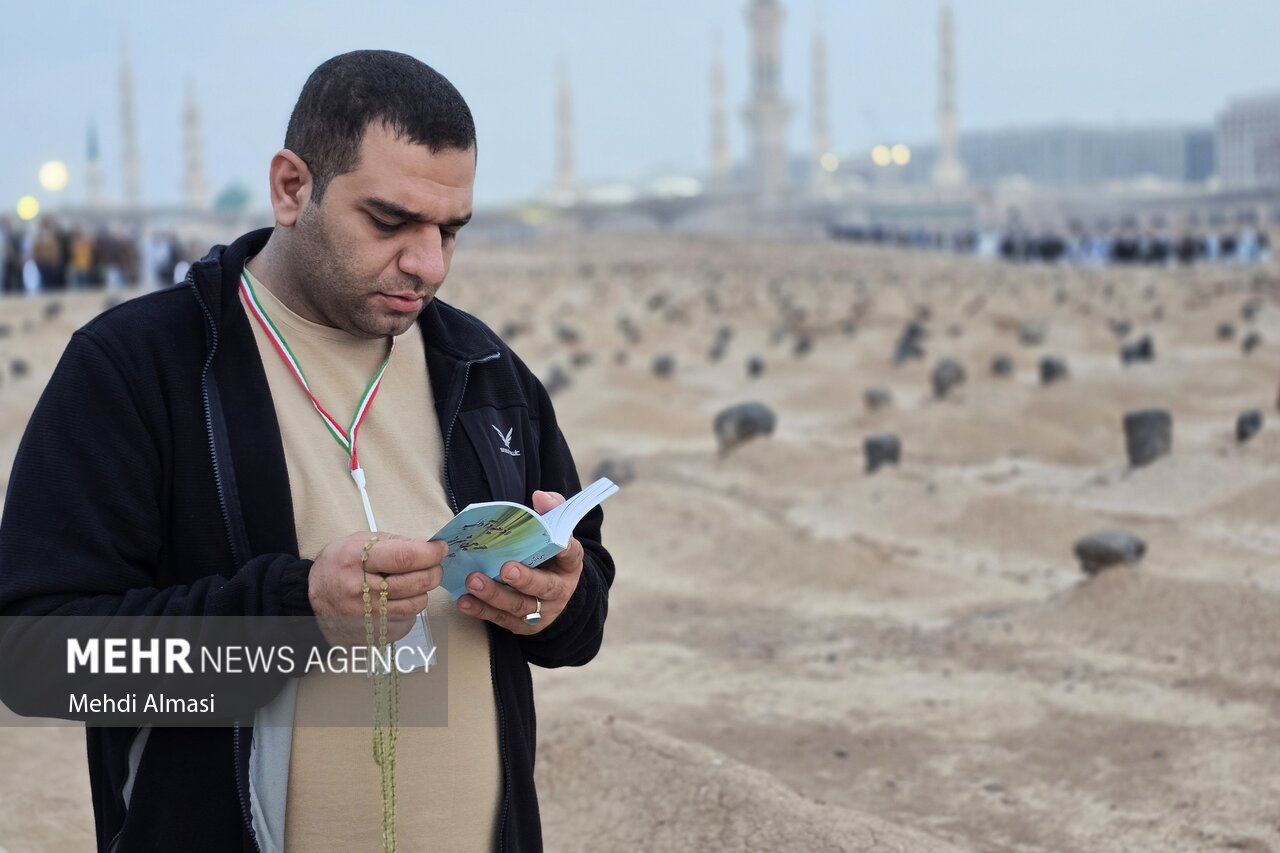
[350,467,379,532]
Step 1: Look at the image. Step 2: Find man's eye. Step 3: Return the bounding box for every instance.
[371,217,402,232]
[442,229,458,242]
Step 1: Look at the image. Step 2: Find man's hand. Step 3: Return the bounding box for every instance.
[308,532,446,646]
[457,490,584,634]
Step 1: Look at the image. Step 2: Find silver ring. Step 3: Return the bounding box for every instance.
[523,598,542,626]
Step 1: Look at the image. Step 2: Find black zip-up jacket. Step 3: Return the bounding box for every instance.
[0,228,614,852]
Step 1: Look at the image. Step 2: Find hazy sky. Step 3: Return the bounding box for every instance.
[2,0,1279,210]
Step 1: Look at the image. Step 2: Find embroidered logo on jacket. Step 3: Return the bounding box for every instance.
[492,424,522,457]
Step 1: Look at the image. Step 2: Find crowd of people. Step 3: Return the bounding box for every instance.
[827,222,1274,266]
[4,214,1271,298]
[0,216,203,295]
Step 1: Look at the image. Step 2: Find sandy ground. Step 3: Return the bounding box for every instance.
[1,236,1278,852]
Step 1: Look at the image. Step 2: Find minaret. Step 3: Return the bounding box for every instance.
[554,62,575,199]
[85,123,105,207]
[742,0,792,207]
[810,14,831,194]
[709,34,730,188]
[932,3,967,188]
[182,83,210,210]
[119,42,142,207]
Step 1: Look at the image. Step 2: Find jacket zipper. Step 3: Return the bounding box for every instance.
[191,277,262,853]
[486,627,513,852]
[105,724,144,853]
[441,351,512,852]
[233,724,260,853]
[190,276,245,571]
[443,352,500,511]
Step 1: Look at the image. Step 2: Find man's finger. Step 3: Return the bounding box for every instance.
[531,490,565,515]
[371,567,441,600]
[547,536,584,573]
[386,593,429,619]
[464,571,543,617]
[457,594,529,633]
[362,538,448,575]
[497,560,569,601]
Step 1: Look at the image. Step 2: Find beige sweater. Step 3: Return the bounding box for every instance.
[240,269,501,852]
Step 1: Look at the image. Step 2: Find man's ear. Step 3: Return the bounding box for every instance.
[266,149,314,228]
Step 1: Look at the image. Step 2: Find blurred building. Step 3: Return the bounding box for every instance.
[1216,93,1280,187]
[554,63,575,202]
[182,84,210,210]
[882,124,1213,187]
[118,44,142,207]
[742,0,792,207]
[709,37,731,190]
[932,3,966,189]
[85,124,106,207]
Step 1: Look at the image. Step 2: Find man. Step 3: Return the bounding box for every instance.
[0,50,613,852]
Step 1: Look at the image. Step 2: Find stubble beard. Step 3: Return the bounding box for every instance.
[288,203,422,339]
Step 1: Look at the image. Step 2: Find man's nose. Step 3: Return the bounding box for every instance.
[398,228,446,285]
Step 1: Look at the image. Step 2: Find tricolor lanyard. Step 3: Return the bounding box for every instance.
[239,270,394,532]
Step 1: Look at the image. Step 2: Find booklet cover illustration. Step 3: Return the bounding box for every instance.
[432,478,619,599]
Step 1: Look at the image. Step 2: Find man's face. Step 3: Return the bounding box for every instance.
[289,122,475,338]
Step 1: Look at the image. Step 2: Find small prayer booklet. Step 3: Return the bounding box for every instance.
[432,478,619,600]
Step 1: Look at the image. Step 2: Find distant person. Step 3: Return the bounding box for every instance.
[92,229,119,286]
[21,257,40,295]
[32,218,63,291]
[1238,227,1261,264]
[0,50,614,852]
[1205,232,1220,262]
[1174,234,1200,265]
[68,228,94,288]
[168,233,187,283]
